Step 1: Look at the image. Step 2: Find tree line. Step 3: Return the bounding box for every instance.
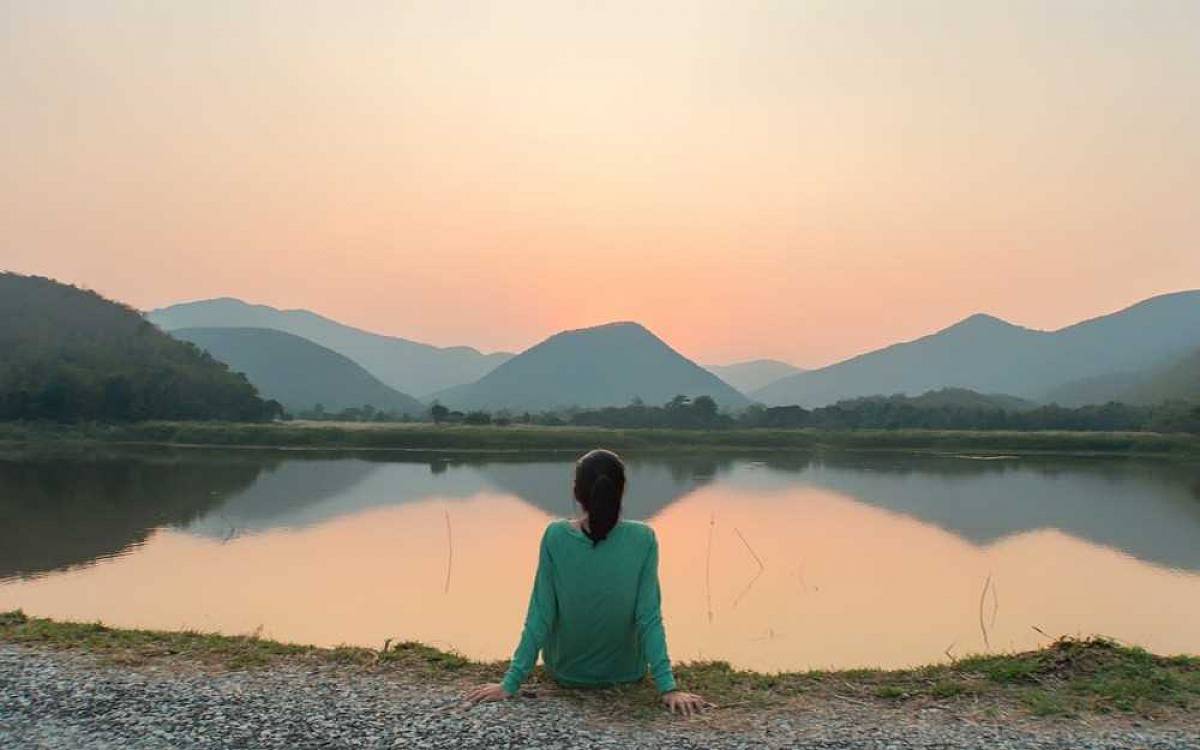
[410,393,1200,434]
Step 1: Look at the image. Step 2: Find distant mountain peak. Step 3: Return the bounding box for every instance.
[557,320,650,336]
[754,289,1200,407]
[435,321,747,411]
[704,359,805,395]
[944,312,1019,331]
[148,297,513,396]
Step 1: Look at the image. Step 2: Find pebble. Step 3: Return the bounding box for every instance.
[0,645,1196,749]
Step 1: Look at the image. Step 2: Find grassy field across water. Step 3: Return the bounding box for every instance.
[3,611,1198,720]
[1,420,1199,457]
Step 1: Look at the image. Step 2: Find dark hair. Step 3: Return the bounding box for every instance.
[573,449,626,545]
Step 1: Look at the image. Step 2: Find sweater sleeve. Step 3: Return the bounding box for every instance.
[500,526,558,695]
[634,529,677,693]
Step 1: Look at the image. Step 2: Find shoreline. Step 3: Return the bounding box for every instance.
[2,421,1199,459]
[3,611,1198,723]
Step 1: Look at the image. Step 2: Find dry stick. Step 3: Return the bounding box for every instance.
[833,694,873,708]
[705,513,715,624]
[733,527,765,572]
[218,513,238,545]
[732,526,766,609]
[989,577,999,629]
[443,510,453,594]
[732,569,763,609]
[374,637,394,664]
[978,573,993,650]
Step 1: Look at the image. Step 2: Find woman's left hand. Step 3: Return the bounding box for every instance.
[464,683,513,704]
[662,690,708,716]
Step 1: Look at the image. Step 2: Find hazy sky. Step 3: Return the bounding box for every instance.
[3,1,1198,366]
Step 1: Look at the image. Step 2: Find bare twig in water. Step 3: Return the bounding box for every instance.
[733,527,765,571]
[750,627,782,642]
[732,569,763,609]
[731,526,766,609]
[944,641,958,662]
[443,510,453,595]
[978,574,993,649]
[990,578,999,629]
[705,513,715,623]
[1031,624,1051,639]
[218,513,239,544]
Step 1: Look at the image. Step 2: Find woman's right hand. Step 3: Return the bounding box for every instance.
[661,690,708,716]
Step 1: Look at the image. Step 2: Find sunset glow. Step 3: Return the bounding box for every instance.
[3,1,1198,365]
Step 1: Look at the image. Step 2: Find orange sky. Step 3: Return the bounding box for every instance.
[3,2,1198,366]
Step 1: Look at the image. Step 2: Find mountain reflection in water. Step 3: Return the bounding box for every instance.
[2,446,1198,671]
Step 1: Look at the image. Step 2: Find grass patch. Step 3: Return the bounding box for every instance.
[3,612,1198,719]
[1,421,1198,458]
[671,637,1200,717]
[1022,690,1073,716]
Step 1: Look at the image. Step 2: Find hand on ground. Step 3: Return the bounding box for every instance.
[463,683,513,705]
[661,690,709,716]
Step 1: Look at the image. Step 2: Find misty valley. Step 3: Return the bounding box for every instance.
[3,447,1198,673]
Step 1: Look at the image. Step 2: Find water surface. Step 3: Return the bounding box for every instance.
[2,447,1198,671]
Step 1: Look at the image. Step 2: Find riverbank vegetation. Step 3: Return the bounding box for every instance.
[3,611,1197,719]
[573,392,1200,433]
[2,419,1198,457]
[290,389,1200,434]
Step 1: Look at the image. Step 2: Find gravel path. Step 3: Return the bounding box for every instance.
[1,644,1196,749]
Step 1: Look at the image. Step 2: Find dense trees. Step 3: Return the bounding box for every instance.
[739,394,1200,433]
[571,395,730,429]
[420,391,1200,434]
[0,274,281,422]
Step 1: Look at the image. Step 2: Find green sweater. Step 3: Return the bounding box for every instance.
[500,519,677,695]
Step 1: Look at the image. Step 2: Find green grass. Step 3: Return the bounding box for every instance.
[0,610,499,679]
[1,420,1198,457]
[4,611,1197,719]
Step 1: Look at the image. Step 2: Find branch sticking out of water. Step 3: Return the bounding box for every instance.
[705,513,715,624]
[978,573,995,649]
[990,579,999,629]
[443,510,453,595]
[732,527,766,609]
[733,527,765,572]
[732,568,763,609]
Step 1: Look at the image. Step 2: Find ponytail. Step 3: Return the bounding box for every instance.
[574,449,626,545]
[584,474,620,543]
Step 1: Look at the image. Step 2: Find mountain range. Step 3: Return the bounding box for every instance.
[704,359,804,393]
[148,298,511,397]
[753,291,1200,407]
[146,290,1200,414]
[433,322,749,412]
[170,328,426,415]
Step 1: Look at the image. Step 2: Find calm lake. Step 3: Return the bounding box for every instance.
[2,446,1199,672]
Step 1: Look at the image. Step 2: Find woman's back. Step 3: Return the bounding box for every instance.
[499,518,676,693]
[471,449,703,715]
[544,519,657,685]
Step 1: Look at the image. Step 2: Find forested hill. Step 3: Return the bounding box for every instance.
[0,273,279,422]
